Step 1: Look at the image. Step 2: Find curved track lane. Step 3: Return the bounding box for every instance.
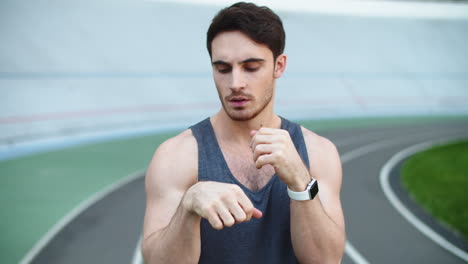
[29,119,468,264]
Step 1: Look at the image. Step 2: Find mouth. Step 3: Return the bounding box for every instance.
[228,96,250,107]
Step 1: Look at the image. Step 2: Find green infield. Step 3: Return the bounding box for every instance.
[402,139,468,240]
[0,132,176,264]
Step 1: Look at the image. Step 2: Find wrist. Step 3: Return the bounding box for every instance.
[287,169,312,192]
[182,185,197,215]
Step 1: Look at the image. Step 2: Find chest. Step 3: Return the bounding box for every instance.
[218,142,275,191]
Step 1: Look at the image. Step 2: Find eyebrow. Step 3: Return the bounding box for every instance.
[212,58,265,66]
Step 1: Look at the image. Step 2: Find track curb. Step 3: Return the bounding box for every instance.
[379,137,468,262]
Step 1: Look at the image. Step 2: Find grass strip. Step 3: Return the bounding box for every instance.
[402,139,468,240]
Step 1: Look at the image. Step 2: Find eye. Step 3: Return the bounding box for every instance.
[244,62,261,72]
[245,67,259,72]
[218,68,231,74]
[215,65,231,74]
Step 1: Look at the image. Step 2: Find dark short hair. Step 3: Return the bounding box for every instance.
[207,2,286,60]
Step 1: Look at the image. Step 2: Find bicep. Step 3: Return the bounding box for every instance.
[314,148,345,230]
[303,128,345,230]
[142,133,198,240]
[143,175,185,240]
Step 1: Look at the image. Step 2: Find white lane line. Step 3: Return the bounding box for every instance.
[339,132,420,264]
[345,242,370,264]
[380,137,468,262]
[338,129,468,263]
[19,169,146,264]
[145,0,468,19]
[131,237,143,264]
[132,236,143,264]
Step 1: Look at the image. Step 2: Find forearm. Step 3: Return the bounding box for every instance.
[290,199,345,264]
[142,202,201,264]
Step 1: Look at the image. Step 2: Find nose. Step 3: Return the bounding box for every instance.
[230,68,246,91]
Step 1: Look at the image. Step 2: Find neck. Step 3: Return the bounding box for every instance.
[211,107,281,144]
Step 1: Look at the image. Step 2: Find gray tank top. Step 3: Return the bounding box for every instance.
[190,117,310,264]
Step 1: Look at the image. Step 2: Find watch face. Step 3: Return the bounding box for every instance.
[308,181,319,199]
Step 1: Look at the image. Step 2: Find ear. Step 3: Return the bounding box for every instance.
[273,54,287,79]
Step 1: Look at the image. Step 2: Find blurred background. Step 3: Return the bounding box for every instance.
[1,0,467,263]
[1,0,467,156]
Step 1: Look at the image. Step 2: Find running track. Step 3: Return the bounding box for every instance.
[28,119,468,264]
[4,1,468,262]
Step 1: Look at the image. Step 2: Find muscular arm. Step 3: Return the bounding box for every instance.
[142,129,262,263]
[290,128,345,263]
[251,127,345,263]
[141,130,201,264]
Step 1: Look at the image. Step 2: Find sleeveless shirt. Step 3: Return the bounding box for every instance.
[190,117,310,264]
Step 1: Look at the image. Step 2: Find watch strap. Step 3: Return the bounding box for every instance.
[287,178,319,201]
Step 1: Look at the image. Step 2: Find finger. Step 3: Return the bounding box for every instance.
[236,193,256,221]
[255,153,276,169]
[250,130,257,137]
[207,211,224,230]
[250,130,258,149]
[250,130,278,148]
[228,202,247,223]
[251,134,281,149]
[250,134,266,151]
[252,208,263,219]
[252,143,273,162]
[217,205,236,228]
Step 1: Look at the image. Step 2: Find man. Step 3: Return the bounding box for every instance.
[141,2,345,263]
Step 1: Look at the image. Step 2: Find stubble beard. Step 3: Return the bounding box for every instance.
[219,86,274,122]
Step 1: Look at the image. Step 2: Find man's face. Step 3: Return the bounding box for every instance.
[210,31,285,121]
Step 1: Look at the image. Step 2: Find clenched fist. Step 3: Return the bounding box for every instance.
[250,127,311,191]
[183,181,262,230]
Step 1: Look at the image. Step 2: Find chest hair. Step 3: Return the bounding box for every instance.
[219,142,275,191]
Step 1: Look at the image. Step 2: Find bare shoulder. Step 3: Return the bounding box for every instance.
[152,129,198,161]
[300,127,342,189]
[146,129,198,195]
[300,127,340,162]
